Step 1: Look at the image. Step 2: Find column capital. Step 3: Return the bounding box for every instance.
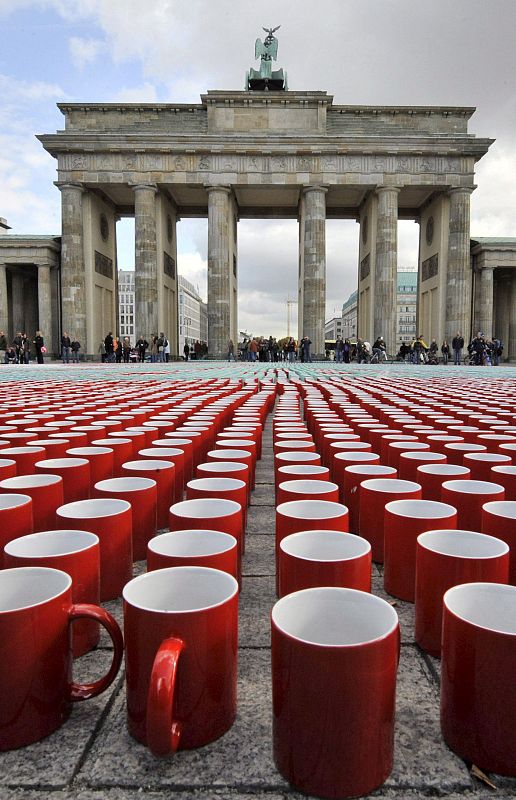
[448,185,476,197]
[205,185,232,196]
[375,185,401,196]
[302,184,328,195]
[132,183,158,194]
[55,181,84,193]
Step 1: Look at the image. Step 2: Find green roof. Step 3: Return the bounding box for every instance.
[397,270,418,289]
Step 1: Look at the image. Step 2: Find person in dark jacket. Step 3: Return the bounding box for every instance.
[452,333,464,365]
[136,336,148,362]
[34,331,45,364]
[61,332,71,363]
[104,332,114,362]
[71,337,81,363]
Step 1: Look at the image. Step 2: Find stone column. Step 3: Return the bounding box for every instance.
[476,265,495,338]
[207,186,232,358]
[301,185,327,357]
[0,265,8,334]
[374,186,400,352]
[11,272,25,333]
[59,183,86,344]
[446,187,474,341]
[510,272,516,363]
[134,184,158,341]
[37,264,52,340]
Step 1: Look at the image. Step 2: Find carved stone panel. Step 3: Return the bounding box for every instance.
[95,251,113,279]
[421,254,439,282]
[360,253,371,281]
[164,252,176,279]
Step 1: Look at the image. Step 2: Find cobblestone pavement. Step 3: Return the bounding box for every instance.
[1,363,515,799]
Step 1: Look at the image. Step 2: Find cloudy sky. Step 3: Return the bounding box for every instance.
[1,0,515,337]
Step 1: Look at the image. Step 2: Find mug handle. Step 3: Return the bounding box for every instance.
[68,603,124,701]
[146,637,184,756]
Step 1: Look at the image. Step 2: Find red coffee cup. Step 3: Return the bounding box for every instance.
[0,567,122,751]
[56,498,132,601]
[415,530,510,657]
[66,446,114,486]
[277,479,339,505]
[343,464,397,534]
[441,582,516,775]
[0,473,63,533]
[383,499,457,601]
[359,479,422,563]
[93,476,157,562]
[0,494,33,567]
[416,463,471,502]
[490,465,516,501]
[0,459,16,481]
[481,500,516,585]
[0,446,46,475]
[35,457,91,503]
[278,530,371,597]
[169,498,243,565]
[147,529,238,581]
[123,566,238,755]
[4,529,101,657]
[441,479,505,531]
[121,459,175,530]
[272,587,399,797]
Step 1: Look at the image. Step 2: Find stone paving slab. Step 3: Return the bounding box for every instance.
[372,576,416,645]
[76,649,287,791]
[251,484,276,504]
[243,533,275,576]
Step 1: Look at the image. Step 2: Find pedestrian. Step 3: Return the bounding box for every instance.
[491,337,503,366]
[71,337,81,363]
[194,340,202,360]
[302,336,312,363]
[33,331,46,364]
[122,337,131,363]
[441,340,450,365]
[157,332,165,363]
[104,332,114,362]
[452,332,464,365]
[0,330,7,364]
[21,333,31,364]
[61,331,71,363]
[249,338,259,362]
[114,337,123,363]
[372,336,387,362]
[163,336,170,363]
[343,338,351,364]
[227,339,235,361]
[98,340,106,362]
[150,335,158,363]
[136,336,148,362]
[183,342,190,361]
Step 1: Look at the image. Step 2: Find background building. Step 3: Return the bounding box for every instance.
[324,316,342,341]
[178,275,206,354]
[341,291,358,340]
[396,269,418,346]
[118,270,135,340]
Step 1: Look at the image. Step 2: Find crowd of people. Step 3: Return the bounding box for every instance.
[0,330,47,364]
[0,327,505,367]
[98,332,172,363]
[226,336,313,362]
[182,340,209,360]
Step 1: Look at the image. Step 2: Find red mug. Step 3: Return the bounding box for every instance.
[0,567,122,751]
[383,499,457,601]
[147,529,238,581]
[93,476,157,562]
[56,498,133,601]
[359,479,422,563]
[278,530,371,597]
[277,479,340,506]
[481,500,516,585]
[0,473,63,533]
[3,529,102,657]
[121,459,175,530]
[415,530,509,657]
[123,566,238,755]
[441,582,516,775]
[272,587,399,797]
[35,457,91,503]
[0,494,33,567]
[416,463,470,502]
[441,479,505,531]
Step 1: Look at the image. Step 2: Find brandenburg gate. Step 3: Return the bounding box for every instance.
[38,81,493,357]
